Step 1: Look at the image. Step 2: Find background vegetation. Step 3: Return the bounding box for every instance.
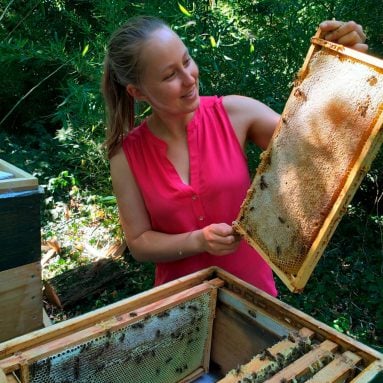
[0,0,382,351]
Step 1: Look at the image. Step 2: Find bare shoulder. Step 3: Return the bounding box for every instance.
[109,146,135,194]
[222,95,280,149]
[222,94,255,114]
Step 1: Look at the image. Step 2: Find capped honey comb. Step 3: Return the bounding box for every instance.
[233,37,383,292]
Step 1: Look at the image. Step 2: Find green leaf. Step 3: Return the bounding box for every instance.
[250,43,255,53]
[82,44,89,57]
[209,35,217,48]
[178,3,192,17]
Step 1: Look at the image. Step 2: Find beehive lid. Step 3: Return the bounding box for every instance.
[0,159,38,193]
[233,34,383,292]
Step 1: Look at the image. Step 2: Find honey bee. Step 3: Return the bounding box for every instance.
[260,175,268,190]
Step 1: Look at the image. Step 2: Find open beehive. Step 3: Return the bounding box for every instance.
[0,267,382,383]
[233,34,383,292]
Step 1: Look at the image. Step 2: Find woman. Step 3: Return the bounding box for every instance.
[102,16,367,296]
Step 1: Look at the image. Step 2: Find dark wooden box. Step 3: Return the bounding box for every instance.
[0,159,43,342]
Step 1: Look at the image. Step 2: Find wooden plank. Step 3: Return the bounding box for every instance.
[218,328,315,383]
[0,160,37,193]
[0,191,42,272]
[182,367,205,382]
[6,374,19,383]
[217,288,292,338]
[0,267,216,360]
[202,287,218,372]
[42,309,52,327]
[0,278,223,373]
[211,303,278,375]
[349,360,383,382]
[265,340,338,382]
[214,268,383,364]
[307,351,362,382]
[0,262,43,342]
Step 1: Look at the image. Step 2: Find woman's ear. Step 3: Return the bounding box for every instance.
[126,84,146,101]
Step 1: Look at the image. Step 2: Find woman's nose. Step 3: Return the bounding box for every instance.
[182,68,196,86]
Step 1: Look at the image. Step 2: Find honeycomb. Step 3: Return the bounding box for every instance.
[28,292,214,383]
[234,46,383,282]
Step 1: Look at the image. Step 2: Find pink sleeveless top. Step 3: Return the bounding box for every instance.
[123,96,277,296]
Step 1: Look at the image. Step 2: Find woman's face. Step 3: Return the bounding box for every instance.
[129,27,200,118]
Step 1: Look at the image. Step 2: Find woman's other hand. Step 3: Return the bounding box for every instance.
[319,20,368,53]
[201,223,241,256]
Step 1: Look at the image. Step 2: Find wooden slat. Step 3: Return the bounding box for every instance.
[6,374,19,383]
[217,288,292,337]
[0,278,223,373]
[307,351,362,382]
[218,328,314,383]
[0,160,37,193]
[264,340,338,382]
[202,287,218,372]
[0,267,216,360]
[349,360,383,382]
[0,263,43,342]
[182,367,205,382]
[311,37,383,70]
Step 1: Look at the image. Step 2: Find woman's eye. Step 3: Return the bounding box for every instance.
[184,57,191,66]
[163,72,175,81]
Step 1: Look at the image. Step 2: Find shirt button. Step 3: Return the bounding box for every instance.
[192,195,198,200]
[199,216,204,221]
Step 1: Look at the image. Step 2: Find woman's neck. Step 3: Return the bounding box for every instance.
[148,112,194,141]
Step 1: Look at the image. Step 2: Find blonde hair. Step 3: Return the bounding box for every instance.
[102,16,169,158]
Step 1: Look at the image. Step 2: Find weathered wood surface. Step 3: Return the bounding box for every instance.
[0,262,43,342]
[44,256,132,309]
[0,159,38,193]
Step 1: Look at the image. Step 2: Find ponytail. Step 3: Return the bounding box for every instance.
[101,16,169,159]
[102,58,135,159]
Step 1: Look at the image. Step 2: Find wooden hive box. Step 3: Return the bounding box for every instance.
[0,159,43,342]
[0,267,382,383]
[233,33,383,292]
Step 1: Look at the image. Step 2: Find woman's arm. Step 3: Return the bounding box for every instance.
[110,148,240,262]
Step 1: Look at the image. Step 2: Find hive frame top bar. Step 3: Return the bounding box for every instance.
[233,35,383,292]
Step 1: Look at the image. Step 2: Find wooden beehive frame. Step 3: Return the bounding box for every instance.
[0,267,382,382]
[0,159,38,194]
[0,276,222,383]
[233,35,383,292]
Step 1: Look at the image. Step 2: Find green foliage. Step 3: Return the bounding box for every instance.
[1,0,382,349]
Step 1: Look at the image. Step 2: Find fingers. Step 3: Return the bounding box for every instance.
[202,223,241,256]
[351,43,369,53]
[319,20,368,52]
[319,20,344,33]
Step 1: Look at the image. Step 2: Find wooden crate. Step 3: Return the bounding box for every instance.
[233,32,383,292]
[0,267,381,383]
[0,159,43,341]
